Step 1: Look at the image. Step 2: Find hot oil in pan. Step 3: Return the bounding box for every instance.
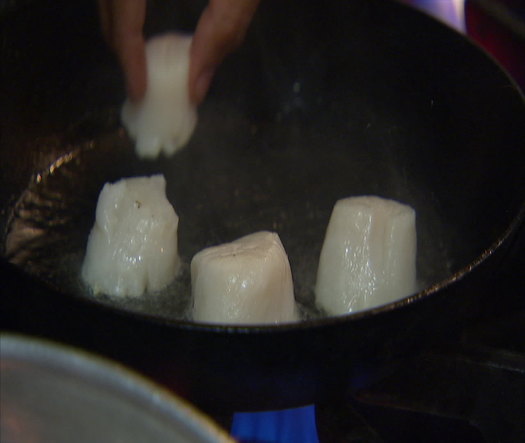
[2,102,452,322]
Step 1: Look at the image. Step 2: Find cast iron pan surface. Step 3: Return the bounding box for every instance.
[1,0,524,410]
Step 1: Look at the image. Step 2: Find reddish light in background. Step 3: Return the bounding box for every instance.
[465,0,525,88]
[401,0,525,89]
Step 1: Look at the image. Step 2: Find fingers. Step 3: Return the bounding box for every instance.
[97,0,259,105]
[98,0,148,102]
[189,0,260,104]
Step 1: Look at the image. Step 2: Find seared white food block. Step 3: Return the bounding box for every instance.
[315,196,417,315]
[122,33,197,159]
[191,231,298,324]
[82,175,180,297]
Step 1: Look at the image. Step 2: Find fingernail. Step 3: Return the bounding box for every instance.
[194,67,216,104]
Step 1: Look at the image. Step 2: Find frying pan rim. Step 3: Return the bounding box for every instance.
[2,199,522,334]
[120,200,525,332]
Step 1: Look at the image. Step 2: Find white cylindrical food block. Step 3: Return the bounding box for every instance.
[81,175,180,297]
[121,33,197,159]
[191,231,298,324]
[315,196,417,315]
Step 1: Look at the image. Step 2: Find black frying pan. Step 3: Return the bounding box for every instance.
[1,0,524,412]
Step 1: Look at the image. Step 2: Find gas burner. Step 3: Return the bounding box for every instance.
[228,311,525,442]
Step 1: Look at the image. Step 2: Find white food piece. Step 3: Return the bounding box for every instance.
[191,231,298,324]
[315,196,417,315]
[81,175,180,297]
[121,33,197,159]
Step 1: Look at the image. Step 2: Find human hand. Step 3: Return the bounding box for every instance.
[98,0,260,104]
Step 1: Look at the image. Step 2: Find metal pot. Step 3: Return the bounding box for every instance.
[0,333,233,442]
